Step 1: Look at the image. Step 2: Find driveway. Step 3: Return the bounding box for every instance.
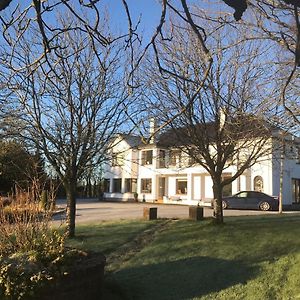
[52,199,290,225]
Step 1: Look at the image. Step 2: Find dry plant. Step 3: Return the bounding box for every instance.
[0,179,61,257]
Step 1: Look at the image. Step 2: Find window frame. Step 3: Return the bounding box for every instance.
[176,178,187,195]
[111,153,125,167]
[158,150,166,168]
[169,150,181,167]
[112,178,122,193]
[125,178,137,193]
[102,179,110,193]
[141,178,152,193]
[141,150,153,166]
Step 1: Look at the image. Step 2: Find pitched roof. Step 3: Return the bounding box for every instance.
[117,134,142,147]
[156,117,276,148]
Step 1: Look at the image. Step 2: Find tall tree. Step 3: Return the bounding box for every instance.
[1,22,133,237]
[146,25,278,223]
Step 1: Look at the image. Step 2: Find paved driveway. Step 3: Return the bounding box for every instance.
[53,199,288,225]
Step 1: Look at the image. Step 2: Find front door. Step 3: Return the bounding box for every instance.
[158,177,166,203]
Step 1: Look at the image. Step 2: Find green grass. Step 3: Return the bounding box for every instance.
[68,215,300,300]
[67,219,154,255]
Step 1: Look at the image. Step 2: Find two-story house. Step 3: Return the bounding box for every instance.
[102,122,300,207]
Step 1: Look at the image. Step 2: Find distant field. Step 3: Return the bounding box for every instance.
[68,215,300,300]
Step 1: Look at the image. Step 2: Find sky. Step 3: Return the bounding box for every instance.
[99,0,234,39]
[2,0,238,44]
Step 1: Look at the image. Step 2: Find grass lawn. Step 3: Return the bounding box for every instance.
[67,215,300,300]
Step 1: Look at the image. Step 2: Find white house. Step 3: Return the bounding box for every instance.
[102,124,300,207]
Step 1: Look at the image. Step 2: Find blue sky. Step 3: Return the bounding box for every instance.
[99,0,163,39]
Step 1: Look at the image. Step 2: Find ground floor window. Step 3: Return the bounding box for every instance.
[102,179,110,193]
[176,179,187,194]
[254,176,264,192]
[292,178,300,204]
[222,175,232,196]
[125,178,137,193]
[141,178,152,193]
[113,178,122,193]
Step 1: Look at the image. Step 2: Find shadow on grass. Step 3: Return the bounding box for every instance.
[107,256,258,300]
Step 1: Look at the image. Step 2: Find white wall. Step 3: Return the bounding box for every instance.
[204,176,213,199]
[104,137,300,205]
[193,176,201,200]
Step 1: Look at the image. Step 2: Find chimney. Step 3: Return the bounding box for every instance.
[149,117,157,144]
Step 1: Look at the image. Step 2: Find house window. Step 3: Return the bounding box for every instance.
[112,153,124,167]
[254,176,264,192]
[102,179,110,193]
[176,179,187,194]
[170,150,181,167]
[125,178,137,193]
[141,178,152,193]
[141,150,153,165]
[113,178,122,193]
[292,178,300,204]
[222,175,232,196]
[158,150,166,168]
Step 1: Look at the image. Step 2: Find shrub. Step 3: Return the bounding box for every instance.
[0,183,77,299]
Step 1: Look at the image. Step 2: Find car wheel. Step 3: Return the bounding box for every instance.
[259,201,270,211]
[222,200,228,209]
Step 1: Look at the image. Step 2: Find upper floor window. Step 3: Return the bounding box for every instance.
[141,150,153,165]
[169,150,181,167]
[158,150,166,168]
[112,153,125,167]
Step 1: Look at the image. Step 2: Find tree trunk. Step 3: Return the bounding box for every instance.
[212,183,224,224]
[65,180,77,238]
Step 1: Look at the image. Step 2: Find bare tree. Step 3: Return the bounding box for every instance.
[145,25,278,223]
[1,1,299,137]
[0,1,299,69]
[0,22,134,237]
[243,0,300,124]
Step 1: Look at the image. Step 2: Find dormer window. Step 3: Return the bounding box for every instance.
[141,150,153,165]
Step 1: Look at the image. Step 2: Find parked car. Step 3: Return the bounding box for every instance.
[221,191,279,211]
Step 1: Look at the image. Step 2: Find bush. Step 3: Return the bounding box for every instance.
[0,183,78,300]
[0,231,69,299]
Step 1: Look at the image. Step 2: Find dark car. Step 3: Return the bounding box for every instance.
[222,191,279,211]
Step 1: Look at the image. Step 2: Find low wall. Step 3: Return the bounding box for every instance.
[40,252,106,300]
